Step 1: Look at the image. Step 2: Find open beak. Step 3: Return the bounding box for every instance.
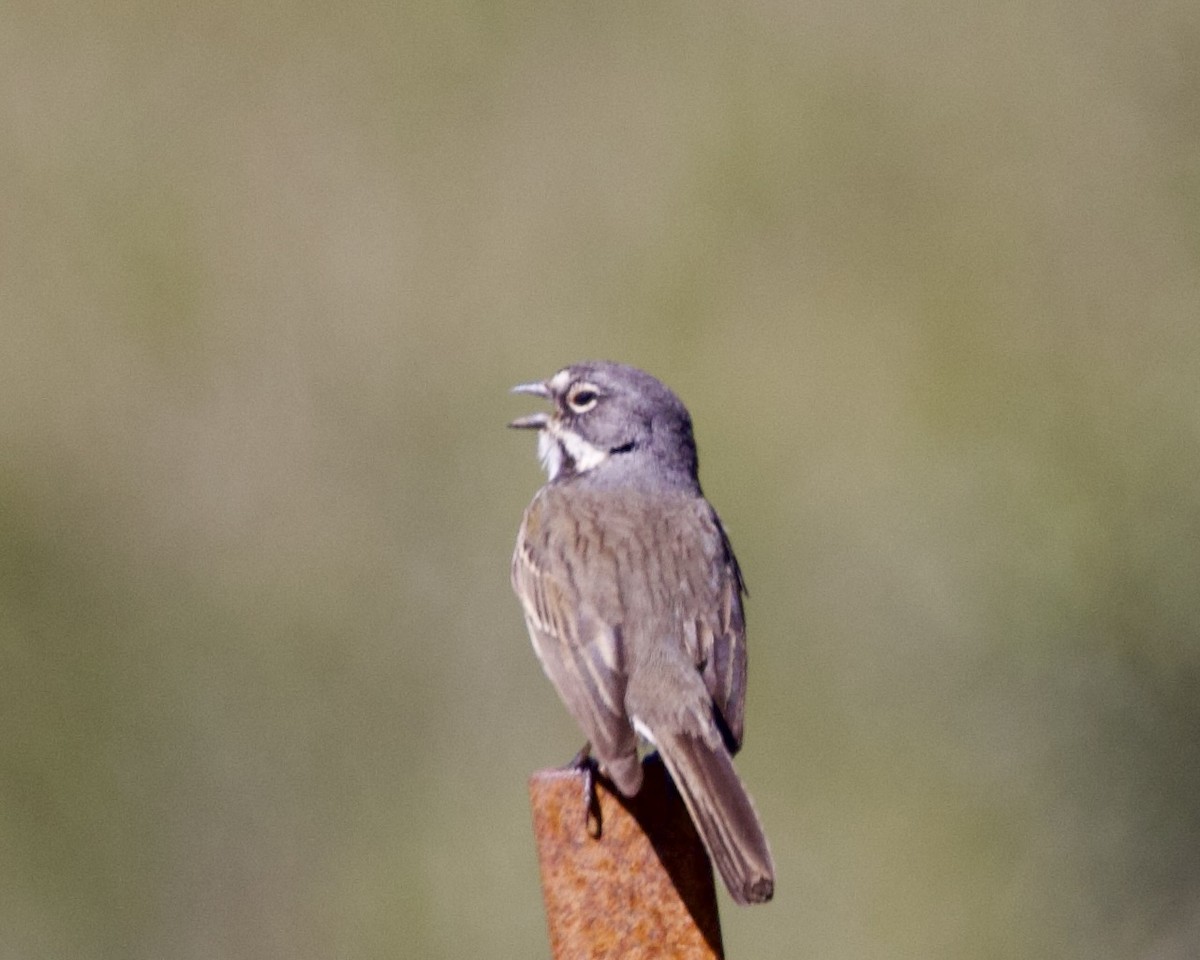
[509,380,552,429]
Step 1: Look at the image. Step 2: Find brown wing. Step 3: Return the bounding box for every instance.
[688,500,748,752]
[511,490,642,794]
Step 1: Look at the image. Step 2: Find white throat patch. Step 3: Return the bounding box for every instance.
[536,430,563,479]
[537,421,609,480]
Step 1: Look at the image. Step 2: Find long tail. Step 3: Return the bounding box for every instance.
[653,728,775,905]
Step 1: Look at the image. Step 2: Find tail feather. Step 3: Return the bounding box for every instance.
[653,728,775,905]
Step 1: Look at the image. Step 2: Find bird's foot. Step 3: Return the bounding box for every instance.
[565,743,603,838]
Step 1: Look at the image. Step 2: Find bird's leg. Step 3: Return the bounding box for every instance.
[566,741,603,838]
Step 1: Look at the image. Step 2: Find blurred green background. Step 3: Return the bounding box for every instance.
[3,1,1199,958]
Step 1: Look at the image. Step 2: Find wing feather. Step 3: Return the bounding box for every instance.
[512,492,641,793]
[689,501,748,751]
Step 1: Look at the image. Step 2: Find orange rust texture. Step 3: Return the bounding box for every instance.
[528,756,724,960]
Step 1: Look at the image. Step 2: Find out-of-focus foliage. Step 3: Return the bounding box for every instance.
[2,1,1199,958]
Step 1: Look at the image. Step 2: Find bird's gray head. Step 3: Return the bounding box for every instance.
[509,361,700,491]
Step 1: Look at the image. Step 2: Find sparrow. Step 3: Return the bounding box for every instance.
[510,360,774,905]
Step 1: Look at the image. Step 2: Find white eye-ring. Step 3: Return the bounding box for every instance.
[566,383,600,414]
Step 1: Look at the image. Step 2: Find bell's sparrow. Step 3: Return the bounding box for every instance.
[510,360,774,905]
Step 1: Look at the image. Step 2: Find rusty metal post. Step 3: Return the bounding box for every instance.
[528,754,725,959]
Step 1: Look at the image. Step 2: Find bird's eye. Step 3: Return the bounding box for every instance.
[566,385,600,413]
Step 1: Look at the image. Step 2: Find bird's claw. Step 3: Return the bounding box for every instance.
[567,743,603,838]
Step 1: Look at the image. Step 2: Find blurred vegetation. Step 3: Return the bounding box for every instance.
[2,1,1199,958]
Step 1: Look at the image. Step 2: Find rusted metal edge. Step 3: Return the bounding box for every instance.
[529,754,725,959]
